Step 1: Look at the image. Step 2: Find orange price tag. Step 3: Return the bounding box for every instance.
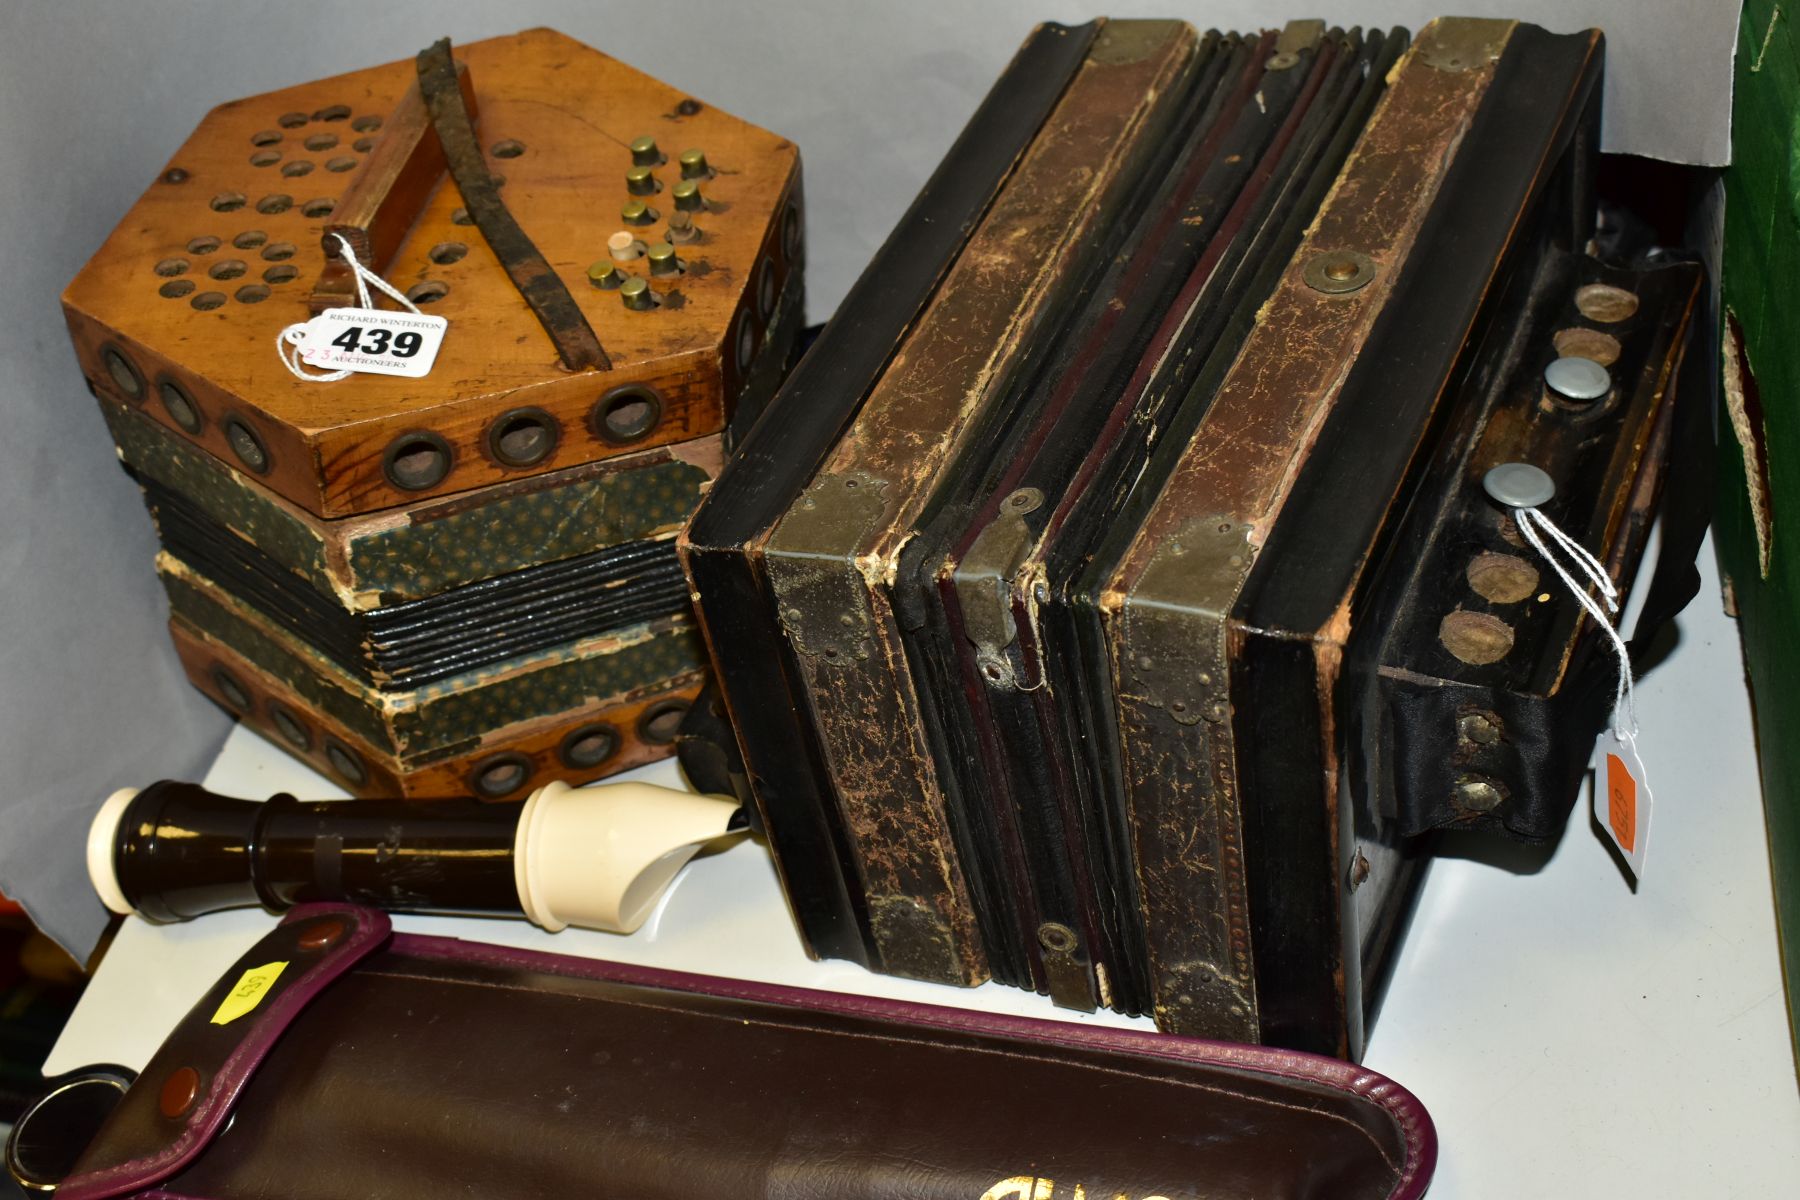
[1593,728,1651,877]
[1606,752,1637,852]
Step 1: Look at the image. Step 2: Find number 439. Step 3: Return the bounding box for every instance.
[330,325,424,357]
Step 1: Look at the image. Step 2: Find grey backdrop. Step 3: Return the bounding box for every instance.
[0,0,1740,960]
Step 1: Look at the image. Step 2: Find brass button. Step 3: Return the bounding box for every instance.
[619,277,657,311]
[625,165,658,196]
[629,135,661,166]
[646,242,682,277]
[298,918,345,951]
[1482,462,1555,509]
[621,200,657,227]
[1544,355,1611,402]
[159,1066,201,1119]
[678,148,710,179]
[671,179,704,213]
[587,260,623,290]
[666,208,700,244]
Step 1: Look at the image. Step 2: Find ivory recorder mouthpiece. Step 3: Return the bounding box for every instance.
[86,780,745,934]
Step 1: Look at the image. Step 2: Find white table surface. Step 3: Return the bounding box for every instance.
[46,536,1800,1197]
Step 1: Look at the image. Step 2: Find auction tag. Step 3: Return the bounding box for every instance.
[211,960,288,1026]
[1593,728,1652,878]
[296,308,448,377]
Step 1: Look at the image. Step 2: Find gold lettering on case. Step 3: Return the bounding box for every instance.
[981,1178,1172,1200]
[982,1179,1053,1200]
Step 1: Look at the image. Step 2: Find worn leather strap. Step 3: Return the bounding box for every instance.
[416,38,610,372]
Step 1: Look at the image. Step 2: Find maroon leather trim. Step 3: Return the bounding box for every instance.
[59,905,391,1200]
[390,930,1438,1198]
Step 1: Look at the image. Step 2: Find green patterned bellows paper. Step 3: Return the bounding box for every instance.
[160,557,706,764]
[104,403,719,607]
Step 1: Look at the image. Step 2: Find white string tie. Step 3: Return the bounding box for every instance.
[277,234,422,382]
[1512,502,1636,739]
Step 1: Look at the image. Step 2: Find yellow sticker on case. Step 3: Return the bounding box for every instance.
[210,961,288,1026]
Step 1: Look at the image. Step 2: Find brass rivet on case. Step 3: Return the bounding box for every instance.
[630,135,662,166]
[298,918,345,951]
[1573,283,1639,324]
[1553,327,1622,366]
[1455,775,1506,812]
[1439,610,1515,665]
[1038,923,1078,953]
[1266,50,1300,70]
[1456,711,1502,745]
[159,1067,201,1119]
[1466,552,1540,604]
[1303,250,1376,295]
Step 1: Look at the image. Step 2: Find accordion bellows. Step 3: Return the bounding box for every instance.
[68,29,804,798]
[682,17,1699,1055]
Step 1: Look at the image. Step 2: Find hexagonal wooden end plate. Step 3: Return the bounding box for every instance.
[64,28,801,518]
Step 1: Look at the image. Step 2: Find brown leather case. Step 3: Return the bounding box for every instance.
[55,905,1437,1200]
[761,19,1200,988]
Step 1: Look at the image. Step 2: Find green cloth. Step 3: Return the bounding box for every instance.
[1720,0,1800,1073]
